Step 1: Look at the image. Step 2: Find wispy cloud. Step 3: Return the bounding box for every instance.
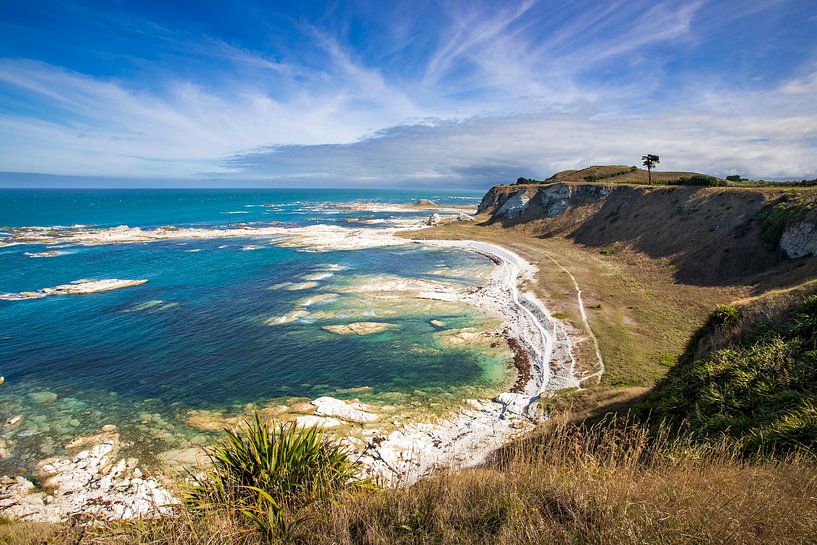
[0,0,815,184]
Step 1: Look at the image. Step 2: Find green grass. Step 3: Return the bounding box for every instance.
[642,294,817,455]
[758,192,813,250]
[186,414,369,538]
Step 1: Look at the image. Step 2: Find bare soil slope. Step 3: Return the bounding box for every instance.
[478,182,817,289]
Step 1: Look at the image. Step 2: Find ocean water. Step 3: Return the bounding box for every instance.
[0,189,508,474]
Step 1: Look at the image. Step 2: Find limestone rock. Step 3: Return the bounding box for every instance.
[295,415,342,429]
[780,220,817,258]
[311,397,379,423]
[0,428,177,523]
[494,190,531,219]
[322,322,397,335]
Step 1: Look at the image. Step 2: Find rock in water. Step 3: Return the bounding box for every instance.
[311,396,379,423]
[322,322,397,335]
[27,391,57,404]
[426,213,442,226]
[414,199,437,207]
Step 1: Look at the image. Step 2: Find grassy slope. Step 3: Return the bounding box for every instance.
[643,282,817,453]
[549,164,711,184]
[526,165,815,187]
[8,421,815,545]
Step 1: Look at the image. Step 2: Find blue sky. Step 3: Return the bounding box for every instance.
[1,0,816,187]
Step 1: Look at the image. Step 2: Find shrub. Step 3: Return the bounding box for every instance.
[726,175,745,182]
[711,304,741,326]
[675,175,727,187]
[758,193,813,250]
[643,296,817,455]
[186,414,368,539]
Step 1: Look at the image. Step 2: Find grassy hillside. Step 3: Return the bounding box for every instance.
[642,282,817,454]
[547,164,716,185]
[479,183,817,288]
[516,164,816,188]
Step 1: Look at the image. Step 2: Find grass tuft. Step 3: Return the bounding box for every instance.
[185,414,369,539]
[643,294,817,455]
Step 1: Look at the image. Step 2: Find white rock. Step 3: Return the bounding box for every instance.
[311,397,379,423]
[295,415,342,429]
[495,392,538,417]
[494,190,531,219]
[0,429,177,523]
[780,220,817,258]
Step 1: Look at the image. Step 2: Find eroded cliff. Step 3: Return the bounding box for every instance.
[477,183,817,287]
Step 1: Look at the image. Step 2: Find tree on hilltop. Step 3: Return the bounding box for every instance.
[642,154,660,185]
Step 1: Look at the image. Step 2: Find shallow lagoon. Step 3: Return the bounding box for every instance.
[0,189,509,475]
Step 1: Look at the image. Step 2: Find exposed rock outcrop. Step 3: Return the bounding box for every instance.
[311,397,379,423]
[322,322,398,335]
[0,429,176,522]
[476,182,817,285]
[0,279,147,301]
[781,220,817,258]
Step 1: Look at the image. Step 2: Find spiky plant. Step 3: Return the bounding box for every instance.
[186,414,368,539]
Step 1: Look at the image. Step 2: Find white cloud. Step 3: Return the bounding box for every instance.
[0,0,814,182]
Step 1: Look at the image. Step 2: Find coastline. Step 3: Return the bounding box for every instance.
[0,216,582,520]
[357,238,578,484]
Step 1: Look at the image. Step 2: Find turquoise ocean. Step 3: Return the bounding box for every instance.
[0,189,509,475]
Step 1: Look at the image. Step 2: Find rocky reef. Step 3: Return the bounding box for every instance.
[0,427,176,522]
[0,279,147,301]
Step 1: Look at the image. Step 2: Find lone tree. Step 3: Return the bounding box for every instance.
[642,154,660,184]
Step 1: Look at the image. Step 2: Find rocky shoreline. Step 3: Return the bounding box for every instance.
[354,240,578,485]
[0,221,580,521]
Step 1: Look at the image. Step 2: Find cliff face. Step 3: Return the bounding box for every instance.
[477,183,817,287]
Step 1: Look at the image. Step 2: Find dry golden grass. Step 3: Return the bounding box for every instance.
[5,418,815,545]
[299,418,817,545]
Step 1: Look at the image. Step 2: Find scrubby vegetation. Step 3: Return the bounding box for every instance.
[758,192,814,250]
[186,415,368,539]
[675,174,726,187]
[10,419,815,545]
[514,176,543,184]
[643,292,817,454]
